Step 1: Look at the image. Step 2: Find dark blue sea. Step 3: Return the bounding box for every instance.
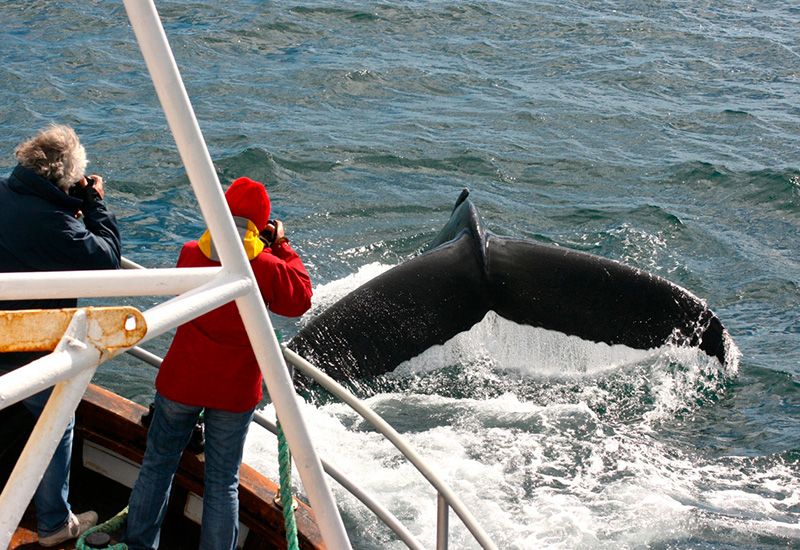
[1,1,798,548]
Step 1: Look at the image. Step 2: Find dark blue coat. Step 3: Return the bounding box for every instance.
[0,165,121,366]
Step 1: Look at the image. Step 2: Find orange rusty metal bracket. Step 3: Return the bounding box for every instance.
[0,307,147,356]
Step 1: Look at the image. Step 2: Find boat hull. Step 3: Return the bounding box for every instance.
[2,384,325,550]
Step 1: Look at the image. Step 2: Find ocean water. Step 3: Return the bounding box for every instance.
[1,1,798,549]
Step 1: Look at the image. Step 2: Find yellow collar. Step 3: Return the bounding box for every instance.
[197,216,264,261]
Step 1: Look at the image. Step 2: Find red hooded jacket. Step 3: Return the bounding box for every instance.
[155,178,312,412]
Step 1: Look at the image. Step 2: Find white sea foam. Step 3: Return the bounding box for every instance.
[392,311,659,378]
[244,386,798,549]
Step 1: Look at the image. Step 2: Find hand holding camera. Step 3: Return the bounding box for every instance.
[260,219,286,246]
[69,174,106,200]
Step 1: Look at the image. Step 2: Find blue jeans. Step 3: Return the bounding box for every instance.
[23,387,74,536]
[124,393,255,550]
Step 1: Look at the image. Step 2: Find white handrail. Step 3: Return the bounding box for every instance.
[252,413,427,550]
[139,273,252,343]
[0,267,220,299]
[120,256,146,270]
[284,347,499,550]
[121,2,351,547]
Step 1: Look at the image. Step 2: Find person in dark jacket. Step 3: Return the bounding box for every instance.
[0,124,121,547]
[124,176,312,550]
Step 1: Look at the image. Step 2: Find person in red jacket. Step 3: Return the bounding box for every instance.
[124,177,312,550]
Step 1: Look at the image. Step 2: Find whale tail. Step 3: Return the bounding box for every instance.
[289,189,729,388]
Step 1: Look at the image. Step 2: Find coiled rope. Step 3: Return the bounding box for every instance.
[276,420,300,550]
[75,506,128,550]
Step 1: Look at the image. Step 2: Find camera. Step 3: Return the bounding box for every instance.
[68,176,96,199]
[259,219,279,245]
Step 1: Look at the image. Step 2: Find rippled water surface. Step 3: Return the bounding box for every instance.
[1,1,798,548]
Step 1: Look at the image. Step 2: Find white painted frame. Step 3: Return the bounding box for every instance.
[0,1,350,548]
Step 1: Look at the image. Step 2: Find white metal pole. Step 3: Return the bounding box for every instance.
[140,273,252,343]
[436,494,449,550]
[0,350,86,409]
[0,267,220,300]
[0,368,95,545]
[122,2,351,548]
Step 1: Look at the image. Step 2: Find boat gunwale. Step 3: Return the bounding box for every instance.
[4,383,326,550]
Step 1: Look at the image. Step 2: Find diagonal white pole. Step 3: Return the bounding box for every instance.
[121,2,352,548]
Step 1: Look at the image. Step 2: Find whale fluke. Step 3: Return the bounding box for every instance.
[289,189,728,387]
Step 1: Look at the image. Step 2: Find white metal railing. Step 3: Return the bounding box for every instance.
[0,0,350,548]
[127,349,423,550]
[125,327,496,549]
[284,348,498,550]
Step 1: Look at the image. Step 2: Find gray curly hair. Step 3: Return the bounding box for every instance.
[15,124,87,192]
